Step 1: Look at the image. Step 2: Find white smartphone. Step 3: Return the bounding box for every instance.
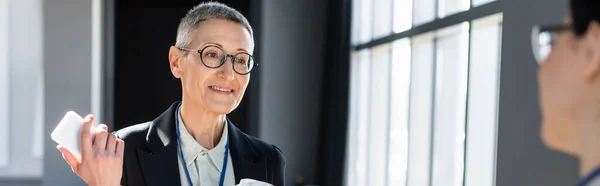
[51,111,97,160]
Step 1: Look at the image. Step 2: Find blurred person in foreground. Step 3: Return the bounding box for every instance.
[56,2,285,186]
[532,0,600,185]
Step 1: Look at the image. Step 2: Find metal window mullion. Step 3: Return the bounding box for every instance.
[384,44,394,186]
[490,21,503,186]
[462,21,473,186]
[365,50,373,186]
[428,37,438,186]
[354,1,500,50]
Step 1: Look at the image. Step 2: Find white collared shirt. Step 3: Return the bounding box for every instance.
[587,178,600,186]
[176,112,236,186]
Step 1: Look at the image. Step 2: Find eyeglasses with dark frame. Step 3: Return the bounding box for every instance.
[178,45,258,75]
[531,24,572,64]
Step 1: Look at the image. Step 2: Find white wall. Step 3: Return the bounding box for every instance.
[0,0,102,185]
[0,0,44,180]
[0,0,10,170]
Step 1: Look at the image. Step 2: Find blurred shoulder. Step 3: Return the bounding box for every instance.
[235,130,286,182]
[113,122,152,146]
[237,130,286,165]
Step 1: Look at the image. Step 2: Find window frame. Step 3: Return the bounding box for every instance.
[347,0,503,186]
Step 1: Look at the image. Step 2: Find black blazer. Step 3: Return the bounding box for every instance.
[114,102,286,186]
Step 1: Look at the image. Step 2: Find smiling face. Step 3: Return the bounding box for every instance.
[169,18,254,114]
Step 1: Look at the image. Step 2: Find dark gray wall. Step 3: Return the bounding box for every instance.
[496,0,579,185]
[42,0,92,185]
[259,0,327,185]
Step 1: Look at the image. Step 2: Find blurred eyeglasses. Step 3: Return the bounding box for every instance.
[531,24,571,64]
[179,45,257,75]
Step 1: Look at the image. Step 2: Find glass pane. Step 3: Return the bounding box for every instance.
[354,49,371,186]
[0,0,9,167]
[358,0,373,43]
[464,13,502,186]
[394,0,413,33]
[388,38,411,186]
[431,22,470,186]
[373,0,393,39]
[352,0,372,45]
[438,0,470,18]
[407,33,435,186]
[367,44,391,186]
[346,51,360,186]
[351,0,360,45]
[352,0,373,45]
[472,0,495,7]
[413,0,435,26]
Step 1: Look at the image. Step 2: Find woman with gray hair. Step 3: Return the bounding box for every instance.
[56,2,285,186]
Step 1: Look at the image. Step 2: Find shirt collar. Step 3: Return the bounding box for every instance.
[579,166,600,186]
[177,111,229,172]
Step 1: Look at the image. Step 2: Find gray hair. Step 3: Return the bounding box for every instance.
[175,2,253,48]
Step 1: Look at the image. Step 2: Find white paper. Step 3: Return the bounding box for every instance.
[236,179,273,186]
[51,111,97,160]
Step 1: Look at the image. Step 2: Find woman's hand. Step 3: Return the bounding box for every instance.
[56,115,125,186]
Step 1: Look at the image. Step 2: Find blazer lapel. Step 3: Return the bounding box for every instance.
[133,102,269,185]
[228,120,268,184]
[137,103,182,186]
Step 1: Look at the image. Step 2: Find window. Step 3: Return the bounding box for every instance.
[345,0,503,185]
[431,22,470,186]
[465,13,502,186]
[0,0,9,168]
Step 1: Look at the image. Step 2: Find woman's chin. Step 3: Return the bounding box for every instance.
[205,103,238,114]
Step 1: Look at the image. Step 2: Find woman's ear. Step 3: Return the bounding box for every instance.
[169,46,183,78]
[582,21,600,83]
